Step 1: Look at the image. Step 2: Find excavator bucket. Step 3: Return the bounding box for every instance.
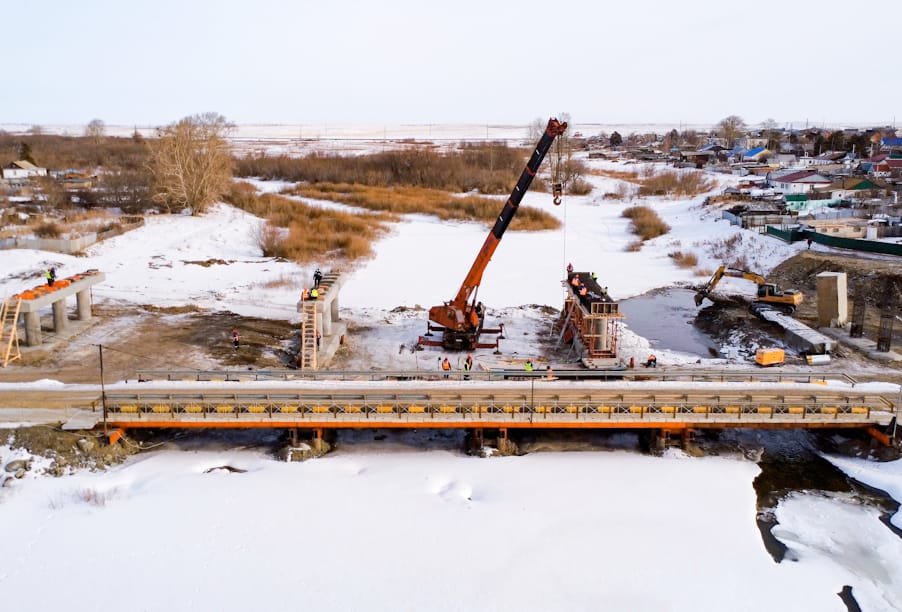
[694,292,706,307]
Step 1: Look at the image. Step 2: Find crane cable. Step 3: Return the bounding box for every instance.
[551,130,565,206]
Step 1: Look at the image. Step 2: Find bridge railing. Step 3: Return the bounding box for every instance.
[134,368,858,386]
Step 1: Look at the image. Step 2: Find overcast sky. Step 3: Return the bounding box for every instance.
[3,0,899,128]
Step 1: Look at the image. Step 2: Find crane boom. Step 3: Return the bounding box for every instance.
[422,117,568,350]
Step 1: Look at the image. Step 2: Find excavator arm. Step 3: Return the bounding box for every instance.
[424,117,568,349]
[695,265,802,310]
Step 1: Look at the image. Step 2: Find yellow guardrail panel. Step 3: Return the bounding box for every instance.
[821,406,838,414]
[376,405,394,413]
[535,406,548,413]
[185,405,203,413]
[851,406,869,414]
[120,405,138,413]
[629,405,644,414]
[312,405,331,413]
[408,405,425,413]
[788,406,805,414]
[216,405,234,414]
[501,405,519,413]
[757,406,772,414]
[248,405,266,413]
[693,406,709,413]
[598,406,614,414]
[661,405,676,413]
[346,405,362,413]
[280,405,298,413]
[152,405,170,413]
[724,406,740,414]
[565,405,578,413]
[439,406,457,413]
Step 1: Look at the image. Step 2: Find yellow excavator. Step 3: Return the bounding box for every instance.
[694,265,803,312]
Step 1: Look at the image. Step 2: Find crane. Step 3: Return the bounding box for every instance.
[694,265,803,312]
[418,117,568,351]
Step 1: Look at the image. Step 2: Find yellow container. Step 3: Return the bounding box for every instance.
[755,348,785,367]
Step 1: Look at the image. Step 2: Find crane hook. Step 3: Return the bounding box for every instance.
[552,183,563,206]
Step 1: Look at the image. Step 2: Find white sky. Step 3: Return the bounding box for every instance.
[2,0,900,127]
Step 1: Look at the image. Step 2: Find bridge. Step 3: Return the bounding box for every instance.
[1,369,896,448]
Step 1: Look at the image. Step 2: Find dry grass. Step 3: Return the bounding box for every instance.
[225,181,394,263]
[34,222,61,238]
[669,251,698,268]
[622,206,670,241]
[625,239,644,252]
[638,170,714,197]
[283,182,560,231]
[591,166,714,198]
[589,168,641,182]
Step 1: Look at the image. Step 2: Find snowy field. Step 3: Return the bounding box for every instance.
[2,146,902,610]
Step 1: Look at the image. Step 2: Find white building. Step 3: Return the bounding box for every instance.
[2,160,48,179]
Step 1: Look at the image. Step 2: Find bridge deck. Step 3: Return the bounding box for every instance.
[99,384,895,430]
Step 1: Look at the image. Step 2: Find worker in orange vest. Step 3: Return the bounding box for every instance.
[441,357,451,379]
[301,288,310,300]
[645,354,657,368]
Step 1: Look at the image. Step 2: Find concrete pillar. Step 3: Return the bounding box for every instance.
[330,295,340,322]
[52,299,68,332]
[816,272,848,327]
[24,311,42,346]
[76,289,92,320]
[320,302,333,336]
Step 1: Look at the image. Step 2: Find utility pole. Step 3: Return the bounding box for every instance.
[98,344,107,433]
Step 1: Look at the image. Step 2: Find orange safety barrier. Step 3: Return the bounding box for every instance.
[55,279,70,288]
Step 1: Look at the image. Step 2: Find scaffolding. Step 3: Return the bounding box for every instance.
[557,272,623,368]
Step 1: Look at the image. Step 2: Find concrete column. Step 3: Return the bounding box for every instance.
[320,302,333,336]
[24,311,42,346]
[330,295,340,322]
[52,299,67,332]
[76,289,92,320]
[816,272,848,327]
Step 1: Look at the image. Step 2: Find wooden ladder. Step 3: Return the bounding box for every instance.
[0,297,22,368]
[299,300,318,370]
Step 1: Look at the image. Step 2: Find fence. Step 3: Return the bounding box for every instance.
[766,225,902,256]
[0,216,144,254]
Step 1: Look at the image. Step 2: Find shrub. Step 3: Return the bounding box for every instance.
[625,239,644,252]
[669,251,698,268]
[568,177,593,196]
[622,206,670,241]
[34,222,61,238]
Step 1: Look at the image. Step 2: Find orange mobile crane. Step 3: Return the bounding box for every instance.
[418,117,568,351]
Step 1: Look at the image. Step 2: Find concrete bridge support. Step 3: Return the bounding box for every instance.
[24,312,42,347]
[77,290,92,320]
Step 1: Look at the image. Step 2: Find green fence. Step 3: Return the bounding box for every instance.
[767,225,902,256]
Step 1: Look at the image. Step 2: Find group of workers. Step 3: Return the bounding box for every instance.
[300,267,325,301]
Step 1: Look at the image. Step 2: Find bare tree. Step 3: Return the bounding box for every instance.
[85,119,106,143]
[148,112,233,215]
[717,115,746,147]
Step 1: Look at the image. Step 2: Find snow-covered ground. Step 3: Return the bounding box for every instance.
[2,151,901,611]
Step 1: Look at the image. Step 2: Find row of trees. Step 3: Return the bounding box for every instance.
[2,113,233,215]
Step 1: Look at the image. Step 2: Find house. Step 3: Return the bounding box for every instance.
[827,177,885,200]
[742,147,771,162]
[886,159,902,179]
[767,169,832,194]
[2,160,48,180]
[881,137,902,153]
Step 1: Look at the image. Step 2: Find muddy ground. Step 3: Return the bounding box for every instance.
[0,250,898,386]
[693,251,902,378]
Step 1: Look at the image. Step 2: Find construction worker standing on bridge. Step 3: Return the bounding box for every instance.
[525,359,534,372]
[463,354,473,380]
[310,287,319,300]
[442,357,451,379]
[313,267,323,289]
[231,329,240,350]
